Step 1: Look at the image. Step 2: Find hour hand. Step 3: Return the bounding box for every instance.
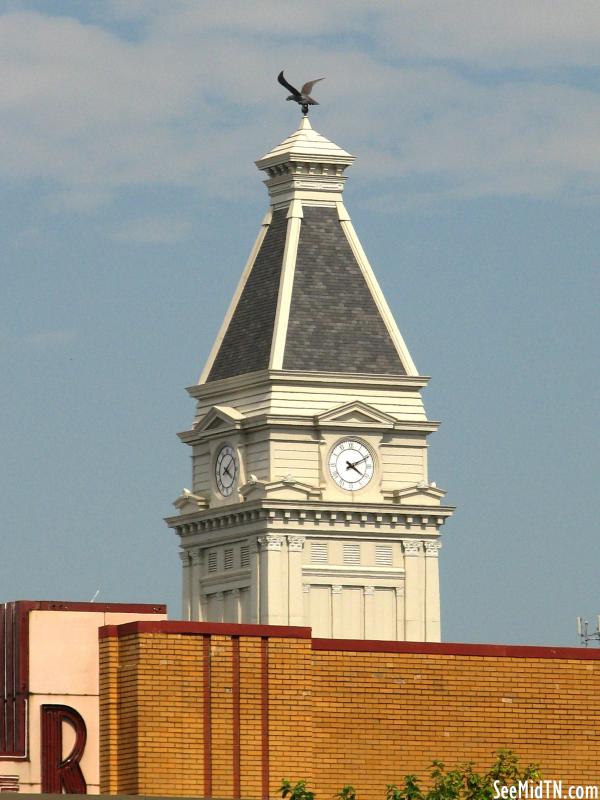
[346,460,362,475]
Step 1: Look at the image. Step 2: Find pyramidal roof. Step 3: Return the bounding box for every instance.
[256,116,354,168]
[200,117,417,384]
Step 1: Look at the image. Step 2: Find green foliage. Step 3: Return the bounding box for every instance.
[280,778,315,800]
[283,751,541,800]
[385,750,541,800]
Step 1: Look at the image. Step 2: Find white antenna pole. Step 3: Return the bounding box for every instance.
[90,589,100,603]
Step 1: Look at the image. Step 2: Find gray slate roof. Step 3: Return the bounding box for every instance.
[206,209,287,382]
[206,206,406,382]
[283,207,406,375]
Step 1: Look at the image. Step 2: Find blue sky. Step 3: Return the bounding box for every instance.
[1,1,598,645]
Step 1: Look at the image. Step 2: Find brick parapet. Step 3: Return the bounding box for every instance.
[99,624,600,798]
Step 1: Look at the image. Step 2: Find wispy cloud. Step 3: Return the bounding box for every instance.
[110,215,193,244]
[1,2,600,207]
[0,328,76,350]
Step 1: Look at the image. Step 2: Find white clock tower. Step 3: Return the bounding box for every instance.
[166,117,454,641]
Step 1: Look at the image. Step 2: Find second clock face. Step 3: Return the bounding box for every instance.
[215,445,237,496]
[329,439,374,491]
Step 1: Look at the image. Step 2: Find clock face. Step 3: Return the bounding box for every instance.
[215,445,237,497]
[328,439,374,491]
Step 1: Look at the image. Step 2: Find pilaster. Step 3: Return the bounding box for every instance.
[395,585,406,641]
[287,534,306,626]
[258,534,286,624]
[190,547,203,621]
[403,539,425,641]
[364,585,375,639]
[249,537,260,624]
[331,585,343,639]
[424,540,442,642]
[179,550,192,620]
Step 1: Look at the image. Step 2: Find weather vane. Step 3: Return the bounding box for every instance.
[277,71,324,116]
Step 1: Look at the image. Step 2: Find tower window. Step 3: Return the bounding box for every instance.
[343,543,360,565]
[240,546,250,568]
[375,545,393,566]
[310,542,328,563]
[224,548,234,570]
[208,552,218,572]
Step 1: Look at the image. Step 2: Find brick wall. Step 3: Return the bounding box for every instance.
[99,623,600,798]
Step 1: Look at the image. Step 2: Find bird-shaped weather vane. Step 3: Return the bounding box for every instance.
[277,71,324,116]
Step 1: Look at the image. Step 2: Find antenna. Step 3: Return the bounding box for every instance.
[90,589,100,603]
[576,615,600,647]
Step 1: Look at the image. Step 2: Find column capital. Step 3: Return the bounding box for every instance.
[364,585,375,596]
[287,534,306,552]
[424,540,442,557]
[302,583,311,593]
[402,539,422,556]
[190,547,203,565]
[258,534,284,551]
[331,584,343,594]
[179,550,192,566]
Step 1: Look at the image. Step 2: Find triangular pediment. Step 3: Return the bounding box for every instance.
[240,477,322,502]
[316,401,396,427]
[386,483,447,507]
[172,489,209,514]
[195,405,245,433]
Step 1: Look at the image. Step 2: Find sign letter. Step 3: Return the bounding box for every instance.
[41,704,87,793]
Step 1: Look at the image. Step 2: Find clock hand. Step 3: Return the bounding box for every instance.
[223,464,232,478]
[345,460,363,475]
[348,455,369,468]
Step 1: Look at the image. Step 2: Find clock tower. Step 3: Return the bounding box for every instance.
[166,117,454,641]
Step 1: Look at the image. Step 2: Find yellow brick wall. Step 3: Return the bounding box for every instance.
[239,637,264,799]
[99,625,600,798]
[312,649,600,796]
[267,637,313,796]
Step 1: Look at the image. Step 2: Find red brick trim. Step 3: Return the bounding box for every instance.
[99,621,312,639]
[312,638,600,659]
[14,600,166,614]
[232,636,241,800]
[0,602,31,759]
[203,635,212,799]
[260,637,269,800]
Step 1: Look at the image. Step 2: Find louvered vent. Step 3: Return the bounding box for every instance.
[224,549,234,570]
[310,542,328,563]
[343,544,360,565]
[208,552,218,572]
[375,545,393,566]
[240,545,250,567]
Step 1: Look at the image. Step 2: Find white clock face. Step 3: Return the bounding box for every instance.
[329,439,374,491]
[215,445,237,496]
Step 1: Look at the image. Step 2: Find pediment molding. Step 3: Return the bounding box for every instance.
[315,400,397,428]
[172,489,209,514]
[194,404,245,433]
[384,483,447,507]
[239,477,322,502]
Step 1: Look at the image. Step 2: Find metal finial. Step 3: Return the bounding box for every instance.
[277,70,324,116]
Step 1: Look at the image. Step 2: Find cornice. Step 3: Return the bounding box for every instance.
[178,413,440,444]
[166,497,454,538]
[191,368,430,397]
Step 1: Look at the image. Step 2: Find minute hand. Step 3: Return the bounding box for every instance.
[348,455,369,468]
